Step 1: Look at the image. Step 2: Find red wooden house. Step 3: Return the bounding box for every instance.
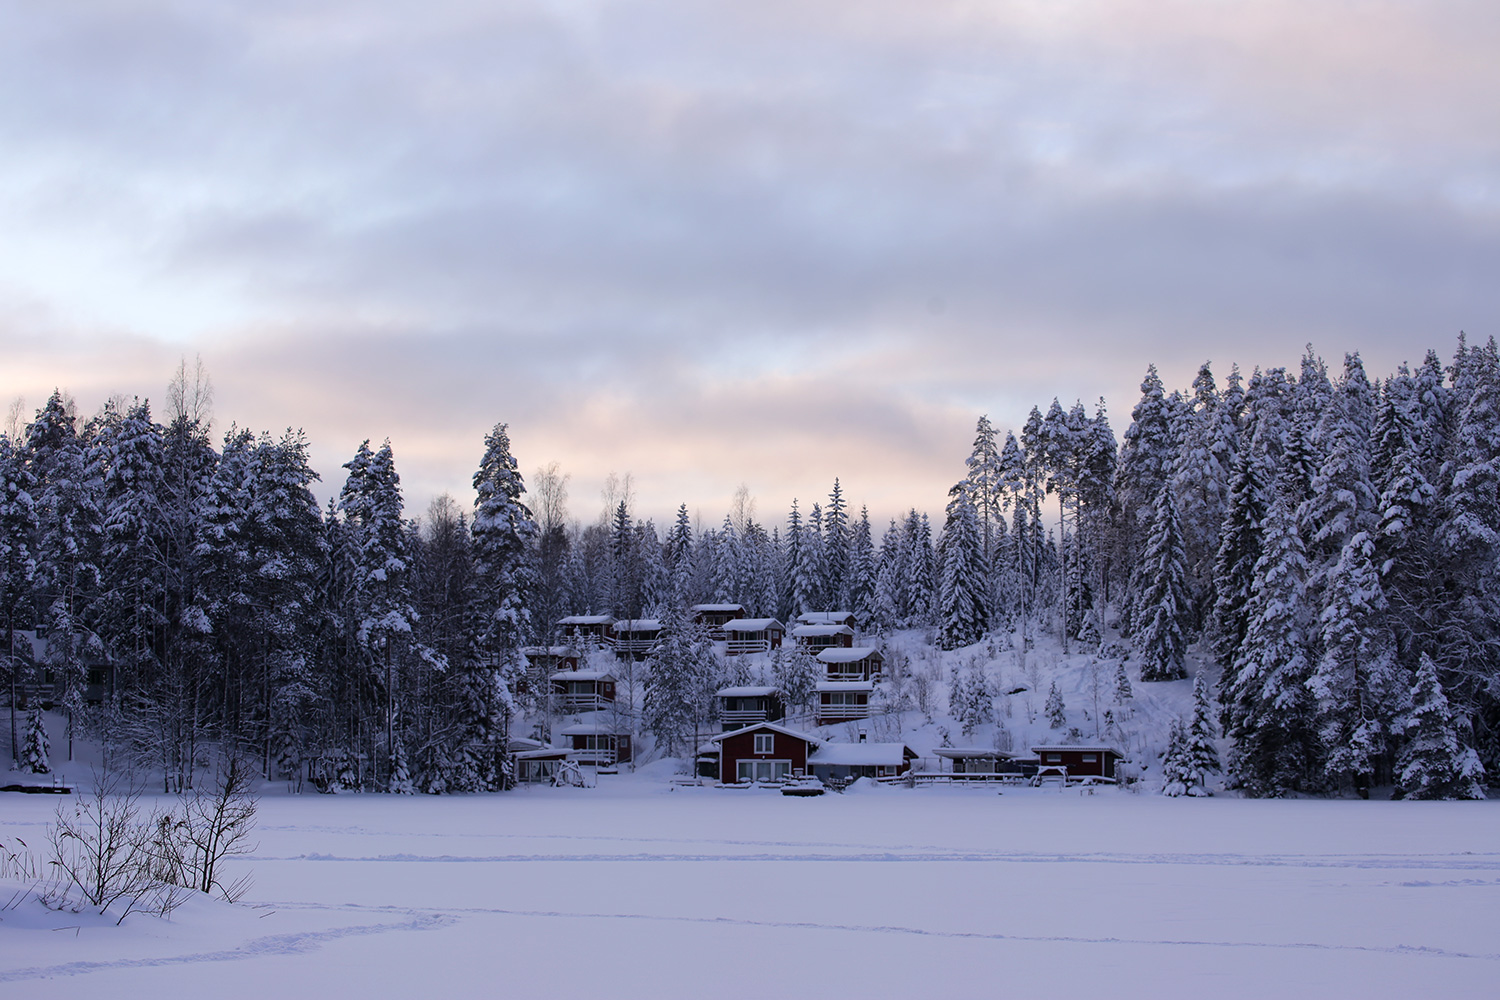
[815,680,872,724]
[711,722,819,783]
[816,647,885,682]
[557,614,615,644]
[792,623,855,652]
[551,669,617,713]
[611,619,662,660]
[1029,745,1125,780]
[691,604,747,640]
[721,618,786,655]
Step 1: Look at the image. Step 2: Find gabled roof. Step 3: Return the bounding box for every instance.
[792,624,855,638]
[558,614,615,625]
[612,619,662,632]
[816,646,883,663]
[796,611,856,626]
[709,721,822,746]
[691,603,746,613]
[716,685,778,698]
[721,618,785,632]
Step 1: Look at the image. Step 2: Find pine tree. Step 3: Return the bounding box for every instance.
[22,705,50,774]
[1045,681,1066,729]
[1113,660,1134,705]
[1226,487,1317,796]
[1160,719,1193,796]
[824,479,849,609]
[1396,654,1485,800]
[1182,672,1221,793]
[1133,482,1190,681]
[644,609,713,756]
[938,489,987,650]
[846,508,878,627]
[1311,529,1401,796]
[948,662,992,736]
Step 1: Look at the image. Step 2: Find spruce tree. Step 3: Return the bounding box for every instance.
[1133,481,1190,681]
[22,705,50,774]
[1396,654,1485,800]
[1227,488,1317,796]
[1045,681,1066,729]
[938,489,987,650]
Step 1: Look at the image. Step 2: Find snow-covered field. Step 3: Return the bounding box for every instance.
[4,772,1498,999]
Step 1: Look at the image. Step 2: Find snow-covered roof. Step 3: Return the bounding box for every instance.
[815,680,874,693]
[791,624,855,637]
[691,603,746,612]
[513,748,570,760]
[816,646,883,663]
[796,611,855,625]
[716,686,778,698]
[810,743,914,766]
[550,670,617,682]
[559,722,624,736]
[931,747,1016,760]
[1030,744,1124,755]
[521,645,580,658]
[709,721,822,745]
[721,618,785,632]
[558,614,614,625]
[613,619,662,632]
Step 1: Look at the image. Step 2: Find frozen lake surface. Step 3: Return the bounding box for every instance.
[4,775,1499,998]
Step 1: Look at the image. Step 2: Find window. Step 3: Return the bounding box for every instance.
[1082,754,1098,763]
[754,733,775,754]
[1046,753,1062,763]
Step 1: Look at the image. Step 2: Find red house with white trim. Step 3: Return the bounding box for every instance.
[711,722,818,784]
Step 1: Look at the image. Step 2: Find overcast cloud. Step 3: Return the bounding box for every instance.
[2,0,1497,526]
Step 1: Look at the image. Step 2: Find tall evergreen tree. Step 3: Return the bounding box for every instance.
[937,489,987,650]
[1133,481,1190,681]
[1396,654,1485,800]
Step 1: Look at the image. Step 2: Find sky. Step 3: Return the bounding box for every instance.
[2,1,1497,530]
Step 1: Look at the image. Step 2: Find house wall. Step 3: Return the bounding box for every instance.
[1034,749,1118,778]
[718,729,811,783]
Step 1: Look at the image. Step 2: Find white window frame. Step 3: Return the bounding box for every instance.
[754,733,775,754]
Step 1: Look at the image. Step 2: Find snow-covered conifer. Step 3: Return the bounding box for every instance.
[937,489,987,650]
[1045,681,1066,729]
[1133,481,1190,681]
[22,705,50,774]
[1396,654,1485,800]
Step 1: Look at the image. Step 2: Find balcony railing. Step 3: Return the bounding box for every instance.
[719,708,773,726]
[567,749,616,767]
[822,670,872,683]
[558,694,613,713]
[815,703,872,722]
[726,639,772,655]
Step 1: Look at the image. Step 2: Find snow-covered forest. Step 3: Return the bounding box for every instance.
[3,337,1497,800]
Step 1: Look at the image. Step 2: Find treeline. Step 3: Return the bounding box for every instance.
[1,374,535,794]
[4,335,1497,800]
[932,337,1497,799]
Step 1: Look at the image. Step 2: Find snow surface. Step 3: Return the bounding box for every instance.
[4,777,1499,999]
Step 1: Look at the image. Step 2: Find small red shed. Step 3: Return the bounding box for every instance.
[1029,745,1125,780]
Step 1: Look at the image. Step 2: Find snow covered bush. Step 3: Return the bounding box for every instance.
[22,706,50,774]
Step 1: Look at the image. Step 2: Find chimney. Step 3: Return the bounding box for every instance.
[858,731,867,743]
